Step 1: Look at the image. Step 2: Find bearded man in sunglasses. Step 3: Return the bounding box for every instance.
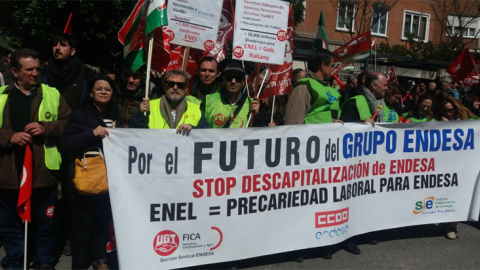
[198,61,259,128]
[131,69,201,134]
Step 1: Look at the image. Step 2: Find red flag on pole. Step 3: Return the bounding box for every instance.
[333,30,371,63]
[385,65,398,84]
[17,145,33,222]
[63,13,72,34]
[447,47,476,81]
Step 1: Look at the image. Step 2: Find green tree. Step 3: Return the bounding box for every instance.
[0,0,137,70]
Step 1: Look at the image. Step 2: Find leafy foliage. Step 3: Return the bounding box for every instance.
[0,0,305,71]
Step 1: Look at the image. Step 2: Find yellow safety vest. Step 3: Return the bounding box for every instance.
[148,98,201,129]
[0,84,62,170]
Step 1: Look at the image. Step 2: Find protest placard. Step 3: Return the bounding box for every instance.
[166,0,223,51]
[104,122,480,269]
[232,0,289,65]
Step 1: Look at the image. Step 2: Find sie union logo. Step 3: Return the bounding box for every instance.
[413,196,435,214]
[153,230,179,256]
[315,207,349,228]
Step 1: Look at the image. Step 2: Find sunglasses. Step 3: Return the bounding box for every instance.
[165,80,186,89]
[225,74,245,82]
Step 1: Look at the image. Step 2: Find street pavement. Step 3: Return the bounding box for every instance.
[1,222,480,269]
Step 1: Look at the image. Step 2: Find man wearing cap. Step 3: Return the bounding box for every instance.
[132,69,202,134]
[284,48,342,125]
[199,61,259,128]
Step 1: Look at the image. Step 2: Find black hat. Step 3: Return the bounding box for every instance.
[223,61,246,75]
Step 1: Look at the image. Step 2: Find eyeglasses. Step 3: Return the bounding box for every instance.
[165,80,187,89]
[94,87,113,93]
[225,74,245,82]
[422,104,432,110]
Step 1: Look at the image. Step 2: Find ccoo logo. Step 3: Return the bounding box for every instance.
[153,230,179,256]
[413,196,435,214]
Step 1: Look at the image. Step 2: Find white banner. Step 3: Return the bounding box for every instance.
[104,122,480,269]
[232,0,289,65]
[166,0,223,50]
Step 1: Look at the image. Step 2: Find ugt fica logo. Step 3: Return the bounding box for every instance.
[413,196,435,214]
[153,230,179,256]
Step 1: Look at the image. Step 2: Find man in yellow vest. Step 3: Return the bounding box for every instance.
[284,48,343,125]
[199,61,259,128]
[132,69,201,134]
[0,48,71,269]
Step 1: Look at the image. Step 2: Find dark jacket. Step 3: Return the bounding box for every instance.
[0,83,71,189]
[61,106,124,181]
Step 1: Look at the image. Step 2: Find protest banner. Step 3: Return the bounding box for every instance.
[165,0,223,51]
[232,0,289,65]
[104,122,480,269]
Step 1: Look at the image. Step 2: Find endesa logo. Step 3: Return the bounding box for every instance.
[153,230,179,256]
[315,207,349,228]
[413,196,435,214]
[315,225,349,240]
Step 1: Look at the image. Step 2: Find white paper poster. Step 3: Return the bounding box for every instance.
[166,0,223,50]
[232,0,289,64]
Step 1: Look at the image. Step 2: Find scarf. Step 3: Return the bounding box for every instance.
[45,56,83,92]
[159,96,188,129]
[305,70,329,86]
[361,86,384,122]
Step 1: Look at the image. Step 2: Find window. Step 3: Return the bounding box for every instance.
[446,16,479,38]
[402,11,429,42]
[337,1,355,31]
[371,7,388,36]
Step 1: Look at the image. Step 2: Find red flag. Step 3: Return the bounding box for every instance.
[63,13,72,34]
[333,30,371,63]
[17,145,33,222]
[385,65,398,84]
[246,5,294,99]
[464,60,480,86]
[149,26,172,73]
[447,47,476,81]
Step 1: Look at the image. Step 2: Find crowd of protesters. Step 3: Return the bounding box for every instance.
[1,34,480,270]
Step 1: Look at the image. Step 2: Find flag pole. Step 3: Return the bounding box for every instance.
[246,69,270,127]
[143,36,154,116]
[23,222,28,270]
[270,95,276,124]
[145,37,154,100]
[63,13,72,34]
[182,47,190,71]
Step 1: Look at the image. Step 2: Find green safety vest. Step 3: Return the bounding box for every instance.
[340,95,372,120]
[185,95,202,105]
[402,112,436,122]
[0,84,62,170]
[205,93,251,128]
[148,98,201,129]
[383,104,399,123]
[295,78,341,124]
